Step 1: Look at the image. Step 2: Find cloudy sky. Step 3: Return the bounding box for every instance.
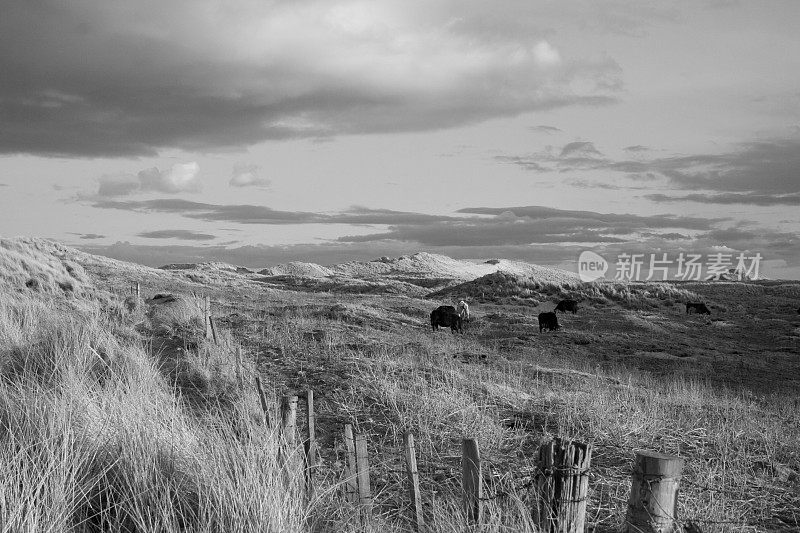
[1,0,798,278]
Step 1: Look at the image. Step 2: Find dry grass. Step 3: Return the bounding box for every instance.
[0,292,308,532]
[2,238,799,532]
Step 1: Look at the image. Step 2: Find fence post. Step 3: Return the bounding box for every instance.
[404,432,425,531]
[280,395,299,447]
[534,438,592,533]
[355,433,373,522]
[204,295,212,339]
[462,438,482,526]
[235,346,243,388]
[343,424,359,504]
[304,390,318,500]
[255,376,272,428]
[623,451,685,533]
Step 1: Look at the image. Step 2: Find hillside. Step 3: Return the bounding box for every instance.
[2,237,799,532]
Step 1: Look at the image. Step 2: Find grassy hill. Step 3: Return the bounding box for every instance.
[1,237,799,532]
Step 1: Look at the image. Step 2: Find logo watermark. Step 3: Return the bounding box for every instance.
[578,250,609,282]
[577,251,762,282]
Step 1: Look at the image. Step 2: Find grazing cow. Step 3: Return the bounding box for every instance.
[431,305,463,334]
[554,299,579,314]
[538,311,561,332]
[685,302,711,315]
[457,300,471,322]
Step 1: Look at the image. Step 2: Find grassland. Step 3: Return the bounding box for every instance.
[1,237,798,532]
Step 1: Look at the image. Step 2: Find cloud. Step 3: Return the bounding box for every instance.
[139,163,201,193]
[335,205,720,247]
[229,164,270,188]
[559,141,603,159]
[456,206,717,230]
[645,192,800,206]
[68,232,106,240]
[92,200,455,225]
[138,229,216,241]
[532,41,561,66]
[530,125,562,134]
[98,162,201,196]
[497,137,800,198]
[0,0,622,157]
[623,145,650,153]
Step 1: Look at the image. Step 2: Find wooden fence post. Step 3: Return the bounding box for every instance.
[534,438,592,533]
[235,346,243,388]
[279,395,302,496]
[462,438,482,526]
[209,316,218,345]
[623,451,685,533]
[203,295,212,339]
[404,432,425,531]
[343,424,359,504]
[280,395,299,446]
[355,433,373,522]
[305,390,317,466]
[256,376,274,428]
[304,390,318,500]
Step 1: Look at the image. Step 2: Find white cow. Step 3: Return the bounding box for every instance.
[457,300,470,321]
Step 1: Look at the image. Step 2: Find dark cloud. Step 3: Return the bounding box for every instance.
[94,199,322,224]
[645,192,800,206]
[530,125,562,134]
[559,141,603,158]
[336,205,720,248]
[68,232,106,240]
[498,138,800,197]
[457,206,718,230]
[0,1,621,157]
[623,145,650,152]
[92,200,454,226]
[138,229,216,241]
[637,140,800,194]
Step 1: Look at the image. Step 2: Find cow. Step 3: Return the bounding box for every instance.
[457,300,470,322]
[431,305,463,333]
[554,299,579,314]
[538,311,561,332]
[685,302,711,315]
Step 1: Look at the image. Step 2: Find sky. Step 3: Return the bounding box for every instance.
[0,0,798,279]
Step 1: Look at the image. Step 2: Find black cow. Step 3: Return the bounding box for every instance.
[431,305,463,333]
[538,311,561,332]
[685,302,711,315]
[554,299,579,314]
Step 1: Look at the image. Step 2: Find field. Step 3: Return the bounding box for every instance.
[1,237,799,532]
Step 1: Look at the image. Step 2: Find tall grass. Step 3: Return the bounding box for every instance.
[0,292,308,533]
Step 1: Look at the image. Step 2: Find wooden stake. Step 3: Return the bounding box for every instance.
[209,316,218,345]
[235,346,243,387]
[306,390,317,467]
[204,295,211,339]
[462,438,482,525]
[404,432,425,531]
[534,438,592,533]
[355,433,373,521]
[623,451,685,533]
[343,424,358,504]
[255,376,272,428]
[280,395,299,447]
